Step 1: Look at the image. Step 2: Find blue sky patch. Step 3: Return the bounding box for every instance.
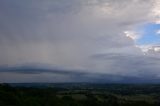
[136,23,160,45]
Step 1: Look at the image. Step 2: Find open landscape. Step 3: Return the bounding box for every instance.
[1,83,160,106]
[1,0,160,106]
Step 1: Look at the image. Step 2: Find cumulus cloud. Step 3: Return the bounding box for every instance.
[152,0,160,23]
[124,31,141,40]
[156,30,160,35]
[0,0,160,82]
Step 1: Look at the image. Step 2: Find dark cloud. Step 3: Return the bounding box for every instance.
[0,65,159,83]
[0,65,86,75]
[0,0,159,82]
[91,53,160,77]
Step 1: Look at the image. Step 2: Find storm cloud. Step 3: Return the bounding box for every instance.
[0,0,160,82]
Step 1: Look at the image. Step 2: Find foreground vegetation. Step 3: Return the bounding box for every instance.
[0,83,160,106]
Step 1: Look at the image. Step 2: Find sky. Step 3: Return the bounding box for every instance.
[0,0,160,83]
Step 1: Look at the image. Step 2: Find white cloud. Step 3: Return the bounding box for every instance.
[152,0,160,24]
[138,45,160,56]
[156,30,160,35]
[124,31,141,40]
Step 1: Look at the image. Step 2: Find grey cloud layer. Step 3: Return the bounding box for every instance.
[0,0,159,82]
